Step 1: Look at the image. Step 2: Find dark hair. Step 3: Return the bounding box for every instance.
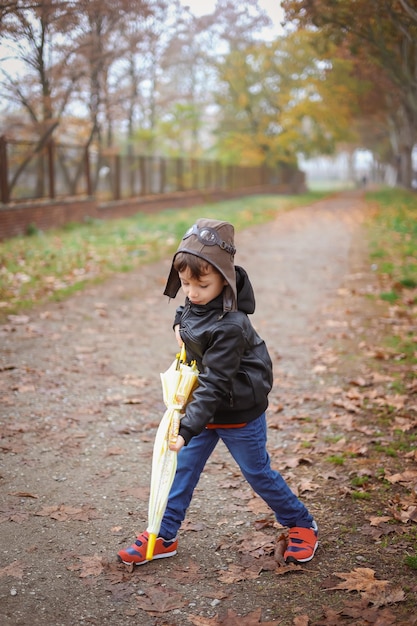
[174,252,220,280]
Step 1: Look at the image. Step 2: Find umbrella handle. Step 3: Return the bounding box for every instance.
[179,343,186,363]
[169,412,180,445]
[146,532,157,560]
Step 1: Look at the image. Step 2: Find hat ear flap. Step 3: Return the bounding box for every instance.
[222,284,235,312]
[164,265,181,298]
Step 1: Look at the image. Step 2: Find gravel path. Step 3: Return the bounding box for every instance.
[1,191,380,626]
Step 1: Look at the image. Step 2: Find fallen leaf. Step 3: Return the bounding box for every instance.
[385,470,417,485]
[0,560,25,579]
[122,397,142,404]
[171,559,203,583]
[189,608,279,626]
[363,585,406,607]
[136,585,187,614]
[7,315,30,324]
[217,563,261,584]
[368,516,392,527]
[67,554,105,578]
[0,507,30,524]
[8,491,38,499]
[35,504,99,522]
[274,563,303,575]
[325,567,388,595]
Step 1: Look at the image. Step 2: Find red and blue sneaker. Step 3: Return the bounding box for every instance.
[284,521,318,564]
[117,531,178,566]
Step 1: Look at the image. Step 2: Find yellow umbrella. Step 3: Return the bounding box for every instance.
[146,344,198,560]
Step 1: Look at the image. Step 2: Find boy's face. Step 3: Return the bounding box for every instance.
[178,266,227,306]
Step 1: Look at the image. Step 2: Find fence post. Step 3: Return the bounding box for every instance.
[190,159,198,189]
[159,157,165,194]
[47,140,55,199]
[139,156,146,195]
[114,154,121,200]
[85,146,92,196]
[204,160,212,189]
[176,158,183,191]
[215,161,222,189]
[0,136,9,204]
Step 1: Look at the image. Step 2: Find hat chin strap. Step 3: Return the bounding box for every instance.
[222,285,236,313]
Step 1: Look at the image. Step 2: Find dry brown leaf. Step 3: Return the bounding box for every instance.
[274,530,288,567]
[275,563,303,575]
[188,608,280,626]
[363,585,406,607]
[326,567,388,594]
[67,554,105,578]
[35,503,99,522]
[122,375,148,387]
[368,516,392,527]
[341,598,399,623]
[217,563,261,584]
[122,396,142,404]
[105,446,125,456]
[389,503,417,524]
[0,507,30,524]
[8,491,38,498]
[0,560,25,579]
[136,585,187,614]
[385,470,417,485]
[171,560,203,583]
[79,555,105,578]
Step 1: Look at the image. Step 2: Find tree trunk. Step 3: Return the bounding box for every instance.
[398,145,413,189]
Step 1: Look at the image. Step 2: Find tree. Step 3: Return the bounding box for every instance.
[214,30,361,168]
[282,0,417,188]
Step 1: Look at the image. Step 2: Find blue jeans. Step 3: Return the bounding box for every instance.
[159,413,314,539]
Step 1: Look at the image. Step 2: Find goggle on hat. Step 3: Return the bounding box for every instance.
[163,218,237,312]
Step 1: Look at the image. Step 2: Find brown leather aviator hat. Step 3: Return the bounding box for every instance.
[163,218,237,312]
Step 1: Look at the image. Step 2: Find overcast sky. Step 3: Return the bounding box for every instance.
[180,0,284,37]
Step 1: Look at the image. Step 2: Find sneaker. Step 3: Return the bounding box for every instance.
[284,521,318,564]
[117,531,178,566]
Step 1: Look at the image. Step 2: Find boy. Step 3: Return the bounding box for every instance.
[118,218,318,566]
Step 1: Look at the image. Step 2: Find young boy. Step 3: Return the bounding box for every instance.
[118,218,318,566]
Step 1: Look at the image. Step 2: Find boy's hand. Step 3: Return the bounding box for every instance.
[169,435,185,452]
[174,324,182,348]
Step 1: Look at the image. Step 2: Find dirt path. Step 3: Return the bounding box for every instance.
[1,191,413,625]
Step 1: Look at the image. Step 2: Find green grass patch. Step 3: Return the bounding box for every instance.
[405,554,417,570]
[367,189,417,291]
[380,291,399,303]
[351,475,371,487]
[0,192,326,318]
[351,491,372,500]
[326,454,345,465]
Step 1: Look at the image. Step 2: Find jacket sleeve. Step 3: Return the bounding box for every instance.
[179,321,247,444]
[173,305,184,329]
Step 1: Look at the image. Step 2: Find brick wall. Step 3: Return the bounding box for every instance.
[0,183,302,241]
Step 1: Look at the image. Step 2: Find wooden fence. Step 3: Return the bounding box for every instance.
[0,136,290,205]
[0,136,305,240]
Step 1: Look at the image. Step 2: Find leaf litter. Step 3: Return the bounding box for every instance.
[0,193,416,625]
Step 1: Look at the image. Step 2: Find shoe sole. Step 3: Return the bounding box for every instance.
[118,549,177,566]
[285,541,319,564]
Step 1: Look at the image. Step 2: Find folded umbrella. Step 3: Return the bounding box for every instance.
[146,344,198,560]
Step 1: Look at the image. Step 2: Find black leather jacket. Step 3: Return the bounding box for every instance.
[175,266,273,445]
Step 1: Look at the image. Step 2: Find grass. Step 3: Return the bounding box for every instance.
[368,188,417,294]
[405,554,417,570]
[0,192,326,318]
[366,187,417,375]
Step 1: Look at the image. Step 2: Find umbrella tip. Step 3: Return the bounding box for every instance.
[146,533,157,561]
